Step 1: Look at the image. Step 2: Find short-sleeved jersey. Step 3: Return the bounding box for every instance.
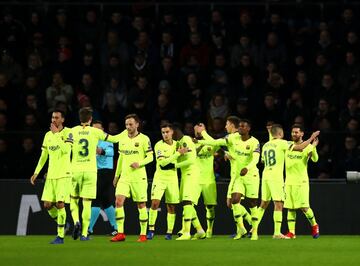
[117,133,153,182]
[71,125,109,173]
[176,135,198,174]
[285,144,314,185]
[36,127,72,179]
[153,139,178,181]
[233,136,260,174]
[261,138,293,182]
[196,143,218,184]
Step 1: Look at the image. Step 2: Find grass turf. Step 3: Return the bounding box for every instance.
[1,235,360,266]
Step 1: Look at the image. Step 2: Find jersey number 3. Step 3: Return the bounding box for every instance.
[264,149,276,167]
[79,139,89,157]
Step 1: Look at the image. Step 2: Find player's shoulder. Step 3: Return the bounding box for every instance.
[138,132,151,142]
[249,136,260,144]
[154,139,164,148]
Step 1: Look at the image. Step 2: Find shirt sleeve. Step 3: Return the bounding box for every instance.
[199,131,228,147]
[138,136,154,167]
[34,136,49,175]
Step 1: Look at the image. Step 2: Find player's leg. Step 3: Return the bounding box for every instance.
[231,192,247,240]
[70,173,81,239]
[201,182,216,238]
[148,180,165,239]
[110,180,129,242]
[164,179,179,240]
[284,185,296,238]
[42,179,58,221]
[300,184,319,238]
[251,180,270,240]
[132,181,148,242]
[244,175,260,232]
[78,172,97,240]
[176,200,193,240]
[270,181,286,238]
[165,204,176,240]
[88,171,103,235]
[189,183,205,240]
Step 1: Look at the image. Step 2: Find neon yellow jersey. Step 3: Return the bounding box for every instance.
[196,143,219,184]
[115,133,153,182]
[233,136,260,175]
[200,131,240,176]
[285,144,315,185]
[176,135,198,175]
[153,139,178,181]
[261,138,293,182]
[71,125,109,172]
[35,127,73,179]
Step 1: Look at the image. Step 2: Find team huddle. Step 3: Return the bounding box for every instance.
[30,107,320,244]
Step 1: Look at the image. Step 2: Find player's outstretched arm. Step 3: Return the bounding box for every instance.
[293,131,320,151]
[310,138,319,162]
[32,148,49,184]
[158,152,181,167]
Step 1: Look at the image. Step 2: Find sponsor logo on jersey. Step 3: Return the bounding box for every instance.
[49,145,60,151]
[79,131,90,135]
[246,145,250,150]
[135,142,139,147]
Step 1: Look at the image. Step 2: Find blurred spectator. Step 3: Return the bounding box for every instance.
[208,117,226,139]
[339,97,360,129]
[179,32,209,67]
[127,75,151,124]
[0,49,23,86]
[230,35,258,68]
[335,136,360,178]
[77,9,103,49]
[159,31,178,60]
[312,98,338,130]
[151,93,177,130]
[106,10,131,42]
[207,94,229,124]
[50,8,74,47]
[130,51,153,82]
[16,136,39,178]
[23,112,41,131]
[132,31,158,65]
[46,71,74,112]
[100,30,129,67]
[259,32,287,71]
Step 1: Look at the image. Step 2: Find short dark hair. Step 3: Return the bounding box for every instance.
[160,122,173,130]
[226,116,241,128]
[291,123,304,132]
[92,120,103,126]
[240,119,252,127]
[270,124,283,136]
[125,113,140,123]
[79,107,93,123]
[53,109,66,118]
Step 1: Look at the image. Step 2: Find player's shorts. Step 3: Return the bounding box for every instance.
[261,179,285,202]
[284,184,309,209]
[227,176,241,198]
[199,182,217,205]
[42,177,71,203]
[180,171,201,205]
[240,172,260,199]
[116,179,148,202]
[151,178,179,204]
[71,171,97,199]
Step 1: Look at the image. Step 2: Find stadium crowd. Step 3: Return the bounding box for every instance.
[0,3,359,179]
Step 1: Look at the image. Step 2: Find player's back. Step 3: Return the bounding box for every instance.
[262,138,292,182]
[71,125,107,173]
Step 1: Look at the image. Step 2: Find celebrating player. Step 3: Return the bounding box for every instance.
[252,124,319,240]
[111,114,153,243]
[147,123,180,240]
[284,124,320,239]
[30,110,73,244]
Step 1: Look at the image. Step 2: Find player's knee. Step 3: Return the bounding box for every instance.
[249,199,258,208]
[137,202,146,209]
[115,197,124,207]
[167,204,176,213]
[151,200,160,210]
[43,202,53,210]
[231,195,241,204]
[56,202,65,209]
[274,201,283,211]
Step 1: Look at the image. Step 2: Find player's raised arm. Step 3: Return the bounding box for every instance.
[293,131,320,151]
[309,138,319,162]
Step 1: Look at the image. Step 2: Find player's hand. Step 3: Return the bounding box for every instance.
[177,147,188,155]
[312,137,319,147]
[224,153,233,161]
[96,147,103,155]
[197,123,206,133]
[30,174,38,185]
[50,123,60,133]
[130,162,140,169]
[311,131,320,140]
[240,168,248,176]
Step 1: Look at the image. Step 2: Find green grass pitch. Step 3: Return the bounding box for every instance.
[1,235,360,266]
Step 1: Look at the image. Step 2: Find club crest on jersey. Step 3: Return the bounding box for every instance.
[135,142,139,147]
[207,147,212,152]
[183,143,187,148]
[246,145,250,150]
